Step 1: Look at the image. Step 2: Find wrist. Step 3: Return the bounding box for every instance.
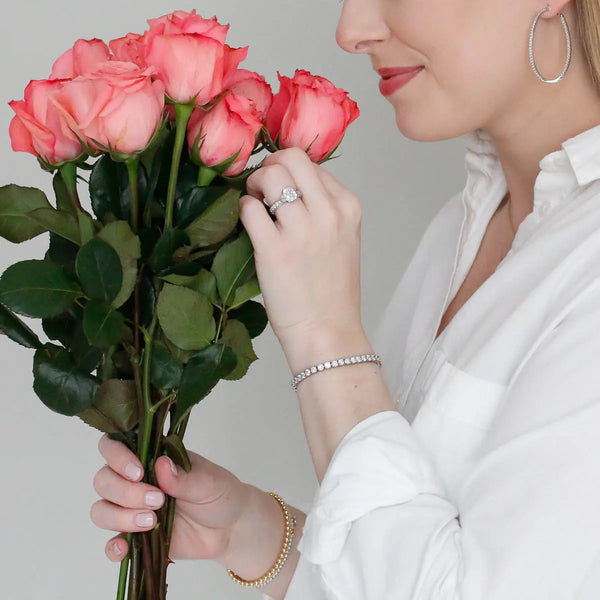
[218,484,294,579]
[280,324,372,376]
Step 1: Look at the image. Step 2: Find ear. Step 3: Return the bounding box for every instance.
[542,0,573,18]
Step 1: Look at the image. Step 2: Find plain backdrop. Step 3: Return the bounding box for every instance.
[0,1,467,598]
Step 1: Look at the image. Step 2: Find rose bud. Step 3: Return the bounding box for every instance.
[49,38,111,80]
[265,69,360,162]
[223,67,273,120]
[8,79,85,166]
[187,93,263,176]
[145,32,226,106]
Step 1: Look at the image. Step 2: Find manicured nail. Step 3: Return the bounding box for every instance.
[135,512,154,527]
[110,541,123,556]
[166,457,178,477]
[125,463,142,481]
[146,491,164,508]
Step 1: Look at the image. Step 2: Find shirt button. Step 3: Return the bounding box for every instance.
[538,201,551,216]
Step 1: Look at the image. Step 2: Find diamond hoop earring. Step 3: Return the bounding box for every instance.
[529,4,572,84]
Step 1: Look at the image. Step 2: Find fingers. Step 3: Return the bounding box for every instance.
[93,465,165,509]
[98,433,143,482]
[105,534,128,562]
[91,499,158,533]
[155,453,235,506]
[257,147,331,213]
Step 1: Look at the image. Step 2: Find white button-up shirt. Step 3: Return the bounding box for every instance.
[264,122,600,600]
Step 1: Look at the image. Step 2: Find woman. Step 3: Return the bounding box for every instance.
[90,0,600,598]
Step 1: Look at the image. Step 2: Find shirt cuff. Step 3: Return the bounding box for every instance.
[296,410,446,565]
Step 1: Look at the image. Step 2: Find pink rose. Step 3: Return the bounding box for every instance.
[265,69,360,162]
[146,10,229,41]
[223,66,273,119]
[145,33,225,105]
[52,62,165,155]
[8,79,84,166]
[187,93,263,176]
[109,32,147,68]
[49,39,111,80]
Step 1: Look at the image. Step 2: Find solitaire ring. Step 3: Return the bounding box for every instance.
[264,187,303,215]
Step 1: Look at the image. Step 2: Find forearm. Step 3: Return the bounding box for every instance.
[218,484,307,599]
[281,326,396,483]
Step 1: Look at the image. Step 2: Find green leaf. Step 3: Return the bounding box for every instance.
[229,275,260,309]
[174,185,228,229]
[46,232,79,278]
[77,378,138,433]
[158,261,201,278]
[42,314,75,347]
[149,343,183,390]
[33,344,100,416]
[0,184,52,243]
[159,269,219,305]
[27,207,80,244]
[97,221,141,309]
[156,283,216,350]
[149,229,190,272]
[174,343,237,425]
[78,212,97,245]
[83,300,126,349]
[89,154,130,221]
[70,322,103,373]
[139,226,162,262]
[220,319,258,380]
[184,188,240,248]
[76,238,123,303]
[0,302,43,349]
[211,230,256,307]
[228,300,268,339]
[162,434,192,473]
[0,259,82,318]
[160,330,196,364]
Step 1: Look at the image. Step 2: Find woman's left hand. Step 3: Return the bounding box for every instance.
[240,147,369,372]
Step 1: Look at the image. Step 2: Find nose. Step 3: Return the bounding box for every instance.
[335,0,388,55]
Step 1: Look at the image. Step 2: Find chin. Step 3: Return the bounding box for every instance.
[393,111,470,143]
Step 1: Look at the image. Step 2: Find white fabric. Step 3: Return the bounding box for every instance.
[262,121,600,599]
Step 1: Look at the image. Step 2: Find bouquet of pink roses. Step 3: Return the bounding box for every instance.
[0,9,358,599]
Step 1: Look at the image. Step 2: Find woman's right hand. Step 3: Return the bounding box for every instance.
[91,433,252,563]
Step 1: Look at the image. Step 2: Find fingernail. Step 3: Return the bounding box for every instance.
[125,463,142,481]
[166,457,178,477]
[146,491,164,508]
[135,512,154,528]
[110,541,123,556]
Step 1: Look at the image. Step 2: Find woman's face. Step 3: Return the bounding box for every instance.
[335,0,568,142]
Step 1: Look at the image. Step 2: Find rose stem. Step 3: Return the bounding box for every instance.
[140,533,157,600]
[127,535,141,600]
[58,162,83,214]
[126,157,140,233]
[164,103,194,230]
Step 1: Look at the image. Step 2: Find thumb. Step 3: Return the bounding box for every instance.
[155,453,231,505]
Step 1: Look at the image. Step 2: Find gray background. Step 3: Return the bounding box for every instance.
[0,1,466,598]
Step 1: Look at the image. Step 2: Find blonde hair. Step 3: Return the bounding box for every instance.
[575,0,600,91]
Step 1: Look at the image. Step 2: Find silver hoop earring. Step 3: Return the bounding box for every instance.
[529,4,572,84]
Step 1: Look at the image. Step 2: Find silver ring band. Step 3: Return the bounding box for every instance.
[264,187,303,215]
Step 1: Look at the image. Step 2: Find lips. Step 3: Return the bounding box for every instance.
[378,66,424,79]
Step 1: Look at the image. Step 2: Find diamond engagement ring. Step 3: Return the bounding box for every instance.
[264,187,303,215]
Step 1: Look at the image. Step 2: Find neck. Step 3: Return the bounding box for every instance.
[481,8,600,234]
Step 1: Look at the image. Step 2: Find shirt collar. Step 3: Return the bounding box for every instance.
[460,121,600,215]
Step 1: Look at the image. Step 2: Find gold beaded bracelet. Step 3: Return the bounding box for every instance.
[227,492,297,588]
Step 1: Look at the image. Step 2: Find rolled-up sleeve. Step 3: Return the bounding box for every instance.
[270,291,600,600]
